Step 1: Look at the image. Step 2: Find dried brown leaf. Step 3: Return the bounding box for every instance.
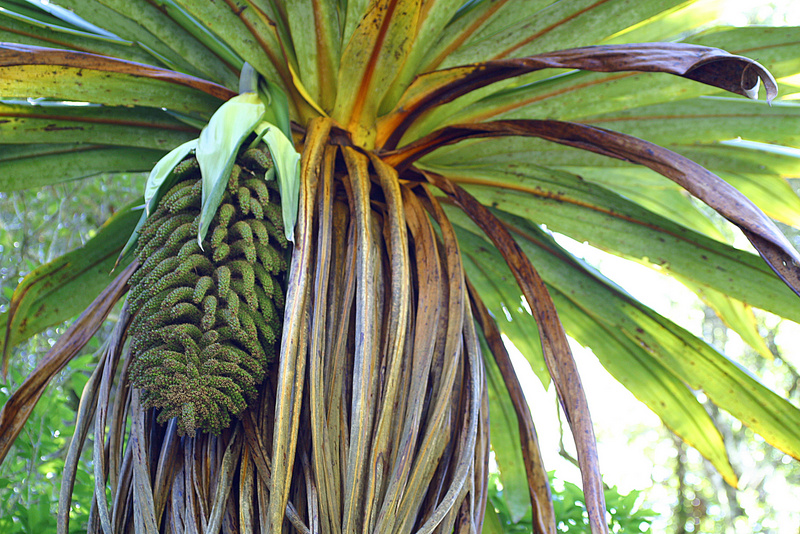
[380,43,777,148]
[426,172,608,534]
[391,120,800,297]
[468,278,557,534]
[0,261,136,466]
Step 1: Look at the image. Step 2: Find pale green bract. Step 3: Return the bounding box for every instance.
[196,92,265,246]
[121,86,299,264]
[143,139,198,214]
[116,138,199,267]
[254,122,301,243]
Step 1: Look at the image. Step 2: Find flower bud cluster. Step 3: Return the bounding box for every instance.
[127,145,287,436]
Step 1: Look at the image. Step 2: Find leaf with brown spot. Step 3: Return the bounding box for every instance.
[0,43,233,115]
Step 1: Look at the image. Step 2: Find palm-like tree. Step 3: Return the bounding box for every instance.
[1,1,800,532]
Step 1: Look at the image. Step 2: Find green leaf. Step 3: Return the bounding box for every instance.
[495,212,800,474]
[554,167,785,358]
[555,292,739,486]
[49,0,240,87]
[601,0,727,45]
[0,0,93,31]
[420,160,800,323]
[0,144,164,192]
[0,101,198,150]
[0,43,233,115]
[569,139,800,231]
[482,501,506,534]
[583,97,800,149]
[549,167,797,358]
[341,0,370,51]
[0,5,158,67]
[417,0,549,77]
[715,170,800,228]
[561,164,800,232]
[255,122,301,243]
[285,0,340,113]
[0,203,140,367]
[430,0,685,69]
[196,92,265,245]
[146,0,245,76]
[533,164,782,359]
[166,0,291,94]
[46,0,239,83]
[676,143,800,180]
[400,0,691,141]
[682,278,773,360]
[377,0,463,116]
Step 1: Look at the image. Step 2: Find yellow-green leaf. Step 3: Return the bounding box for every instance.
[0,43,233,115]
[334,0,420,147]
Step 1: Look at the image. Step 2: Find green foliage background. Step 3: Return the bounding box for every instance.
[0,176,138,532]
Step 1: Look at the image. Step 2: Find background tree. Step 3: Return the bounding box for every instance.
[1,0,800,532]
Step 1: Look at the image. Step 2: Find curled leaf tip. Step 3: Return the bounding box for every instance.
[743,76,761,101]
[740,63,777,105]
[681,52,778,105]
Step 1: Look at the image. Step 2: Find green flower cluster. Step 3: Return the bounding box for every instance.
[127,144,287,436]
